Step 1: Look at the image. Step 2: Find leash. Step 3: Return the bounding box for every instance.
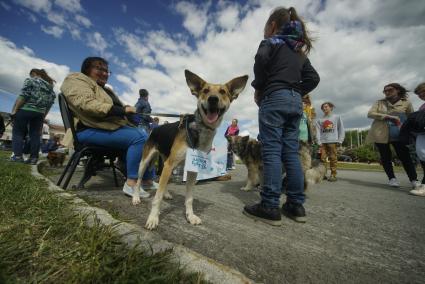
[137,112,181,118]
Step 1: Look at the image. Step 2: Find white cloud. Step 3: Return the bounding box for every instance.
[26,12,37,22]
[0,1,11,10]
[86,32,108,54]
[69,28,81,39]
[22,46,34,55]
[216,3,240,30]
[122,4,127,13]
[75,14,91,28]
[0,37,70,123]
[8,0,425,134]
[46,11,66,26]
[175,1,210,38]
[54,0,82,13]
[13,0,51,13]
[14,0,90,45]
[41,25,64,38]
[113,29,155,66]
[112,0,425,137]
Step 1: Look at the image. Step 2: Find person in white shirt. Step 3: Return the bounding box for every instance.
[315,102,345,181]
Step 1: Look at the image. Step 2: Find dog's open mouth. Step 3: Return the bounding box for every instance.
[202,105,224,124]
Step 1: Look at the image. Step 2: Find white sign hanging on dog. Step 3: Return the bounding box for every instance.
[184,148,213,174]
[183,134,228,180]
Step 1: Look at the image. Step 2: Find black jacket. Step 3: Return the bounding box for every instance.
[0,115,4,135]
[251,40,320,97]
[399,110,425,144]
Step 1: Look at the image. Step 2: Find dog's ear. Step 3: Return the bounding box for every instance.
[225,75,248,101]
[185,70,206,97]
[241,135,250,143]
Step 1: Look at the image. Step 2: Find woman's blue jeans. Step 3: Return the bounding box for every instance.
[258,89,305,208]
[12,109,44,159]
[77,125,152,180]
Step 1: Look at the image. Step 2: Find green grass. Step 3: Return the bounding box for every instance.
[338,162,405,172]
[0,151,207,284]
[238,158,406,172]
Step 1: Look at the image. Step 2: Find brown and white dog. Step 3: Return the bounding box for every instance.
[229,136,326,191]
[133,70,248,230]
[47,151,66,167]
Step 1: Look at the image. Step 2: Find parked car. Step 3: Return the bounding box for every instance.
[338,155,352,162]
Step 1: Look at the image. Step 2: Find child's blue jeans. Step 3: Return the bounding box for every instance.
[258,89,305,208]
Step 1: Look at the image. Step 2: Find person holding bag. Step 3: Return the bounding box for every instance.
[366,83,419,188]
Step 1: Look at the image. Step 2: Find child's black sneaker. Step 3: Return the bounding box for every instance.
[282,202,307,223]
[243,203,282,226]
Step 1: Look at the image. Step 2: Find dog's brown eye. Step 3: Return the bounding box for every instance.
[219,89,226,95]
[203,88,209,94]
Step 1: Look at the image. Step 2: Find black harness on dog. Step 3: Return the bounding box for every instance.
[181,114,199,149]
[149,112,215,158]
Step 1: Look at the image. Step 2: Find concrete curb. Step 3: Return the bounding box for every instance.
[32,164,254,284]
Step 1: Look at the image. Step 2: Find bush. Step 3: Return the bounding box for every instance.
[343,144,379,163]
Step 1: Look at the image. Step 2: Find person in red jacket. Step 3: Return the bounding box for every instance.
[224,118,239,170]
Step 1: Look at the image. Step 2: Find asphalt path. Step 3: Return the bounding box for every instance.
[46,164,425,284]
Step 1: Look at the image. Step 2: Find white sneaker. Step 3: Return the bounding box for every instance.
[142,181,159,191]
[410,184,425,196]
[122,183,150,198]
[388,178,400,187]
[410,180,421,189]
[231,166,236,170]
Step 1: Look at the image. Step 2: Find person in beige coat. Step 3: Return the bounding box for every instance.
[61,56,153,199]
[366,83,419,188]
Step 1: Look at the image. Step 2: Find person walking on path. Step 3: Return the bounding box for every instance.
[243,6,320,226]
[10,68,56,164]
[315,102,345,181]
[366,83,420,189]
[225,118,240,170]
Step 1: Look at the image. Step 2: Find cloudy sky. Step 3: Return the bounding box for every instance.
[1,0,424,136]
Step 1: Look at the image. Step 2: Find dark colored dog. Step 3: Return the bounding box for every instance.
[47,151,66,167]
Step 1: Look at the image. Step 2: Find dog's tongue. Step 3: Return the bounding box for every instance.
[206,111,219,123]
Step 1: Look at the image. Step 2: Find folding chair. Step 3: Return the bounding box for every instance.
[56,93,125,189]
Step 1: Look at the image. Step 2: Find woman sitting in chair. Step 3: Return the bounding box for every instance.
[61,56,156,198]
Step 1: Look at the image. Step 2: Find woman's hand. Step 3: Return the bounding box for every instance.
[384,115,402,126]
[124,106,137,114]
[384,115,400,123]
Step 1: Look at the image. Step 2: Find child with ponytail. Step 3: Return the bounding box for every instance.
[244,7,320,225]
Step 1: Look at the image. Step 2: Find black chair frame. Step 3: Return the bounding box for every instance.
[56,93,125,189]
